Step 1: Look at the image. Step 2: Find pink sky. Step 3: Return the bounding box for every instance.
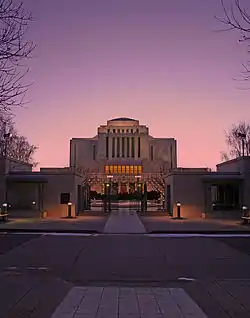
[13,0,250,170]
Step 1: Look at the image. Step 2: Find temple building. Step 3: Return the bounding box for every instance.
[70,117,177,193]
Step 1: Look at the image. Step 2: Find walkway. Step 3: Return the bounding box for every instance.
[103,209,146,233]
[51,286,207,318]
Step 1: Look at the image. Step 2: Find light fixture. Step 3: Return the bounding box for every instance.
[242,206,247,210]
[177,202,181,207]
[2,203,7,207]
[68,202,72,206]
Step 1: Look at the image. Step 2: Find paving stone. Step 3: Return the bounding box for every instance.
[169,288,207,318]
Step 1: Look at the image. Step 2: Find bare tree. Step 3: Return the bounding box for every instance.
[216,0,250,80]
[0,0,34,110]
[0,111,38,165]
[221,121,250,161]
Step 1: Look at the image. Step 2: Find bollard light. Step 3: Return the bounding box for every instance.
[67,202,72,218]
[32,201,36,205]
[176,202,181,218]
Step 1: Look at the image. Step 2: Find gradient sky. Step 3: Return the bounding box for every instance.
[13,0,250,170]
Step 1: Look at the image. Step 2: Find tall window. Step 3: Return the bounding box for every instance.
[112,137,115,158]
[131,137,135,158]
[150,145,153,161]
[106,137,109,158]
[138,137,141,158]
[117,137,120,157]
[93,145,96,160]
[122,137,125,157]
[127,137,130,157]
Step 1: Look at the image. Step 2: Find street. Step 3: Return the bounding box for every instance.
[0,227,250,317]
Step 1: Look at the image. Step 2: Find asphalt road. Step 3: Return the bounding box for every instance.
[0,233,250,318]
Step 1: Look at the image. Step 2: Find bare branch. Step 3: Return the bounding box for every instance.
[217,0,250,81]
[0,0,35,111]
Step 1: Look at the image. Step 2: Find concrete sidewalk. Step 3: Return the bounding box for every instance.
[0,215,108,233]
[104,209,146,233]
[140,215,250,233]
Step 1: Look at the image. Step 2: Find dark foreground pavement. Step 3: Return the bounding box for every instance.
[0,233,250,317]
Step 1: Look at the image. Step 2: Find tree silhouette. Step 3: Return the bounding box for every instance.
[221,121,250,161]
[0,0,35,110]
[217,0,250,81]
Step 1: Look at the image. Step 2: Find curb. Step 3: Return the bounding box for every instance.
[0,229,100,234]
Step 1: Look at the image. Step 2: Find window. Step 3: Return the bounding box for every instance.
[105,165,109,173]
[130,166,134,174]
[131,137,135,158]
[122,137,125,157]
[118,165,121,173]
[150,145,154,161]
[127,137,130,157]
[107,129,110,133]
[112,138,115,158]
[138,166,142,174]
[134,166,138,174]
[122,129,124,133]
[113,165,117,173]
[122,165,125,173]
[126,165,130,174]
[131,129,133,133]
[136,128,139,133]
[106,137,109,158]
[60,193,70,204]
[138,137,141,158]
[126,129,129,133]
[118,129,120,133]
[113,129,116,133]
[93,145,96,160]
[109,165,113,173]
[117,137,120,157]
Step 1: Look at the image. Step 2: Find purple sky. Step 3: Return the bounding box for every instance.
[14,0,250,169]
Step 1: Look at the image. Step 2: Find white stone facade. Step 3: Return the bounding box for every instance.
[70,118,177,174]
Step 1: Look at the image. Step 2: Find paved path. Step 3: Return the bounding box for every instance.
[51,286,207,318]
[103,209,146,233]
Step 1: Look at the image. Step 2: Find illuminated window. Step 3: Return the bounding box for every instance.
[134,166,138,174]
[118,165,121,173]
[113,165,117,173]
[130,166,134,174]
[138,166,142,174]
[126,166,130,174]
[122,165,125,173]
[110,165,113,173]
[105,165,109,174]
